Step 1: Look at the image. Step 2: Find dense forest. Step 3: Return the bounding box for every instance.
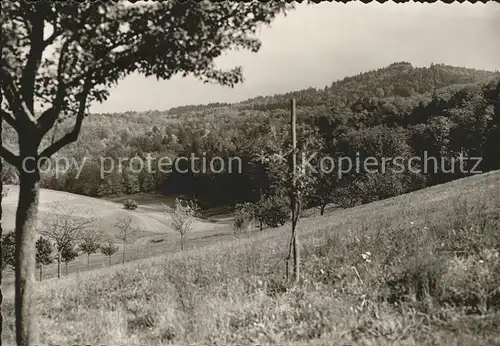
[2,62,499,210]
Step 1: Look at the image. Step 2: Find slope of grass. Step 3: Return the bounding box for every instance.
[2,186,221,236]
[2,170,500,345]
[1,185,229,283]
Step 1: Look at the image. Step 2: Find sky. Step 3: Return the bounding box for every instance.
[90,1,500,113]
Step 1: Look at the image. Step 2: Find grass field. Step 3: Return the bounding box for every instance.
[1,186,232,283]
[2,170,500,345]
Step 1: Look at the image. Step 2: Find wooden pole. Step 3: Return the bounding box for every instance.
[291,100,300,284]
[286,99,300,284]
[291,99,296,177]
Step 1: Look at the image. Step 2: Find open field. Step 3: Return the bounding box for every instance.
[2,170,500,345]
[2,186,324,284]
[2,185,223,236]
[1,186,233,283]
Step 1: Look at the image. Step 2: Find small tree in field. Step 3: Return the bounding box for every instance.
[0,230,14,333]
[260,194,290,228]
[261,102,318,284]
[123,199,138,211]
[114,215,139,264]
[35,237,53,281]
[233,203,254,237]
[246,193,290,231]
[40,202,97,278]
[1,232,15,273]
[251,201,266,232]
[164,198,200,251]
[60,243,78,276]
[100,239,119,267]
[79,229,101,270]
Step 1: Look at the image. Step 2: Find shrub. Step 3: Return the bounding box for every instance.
[233,205,254,235]
[1,231,15,272]
[260,195,289,228]
[123,199,138,211]
[36,236,54,281]
[163,198,200,251]
[100,239,119,266]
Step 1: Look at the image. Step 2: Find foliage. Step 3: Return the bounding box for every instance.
[79,229,102,267]
[19,68,497,214]
[123,199,138,211]
[40,202,98,254]
[164,199,200,233]
[100,239,119,265]
[259,194,290,228]
[0,161,18,185]
[0,232,15,272]
[2,1,292,128]
[35,237,53,268]
[240,62,498,110]
[115,215,138,242]
[114,215,141,263]
[39,202,97,279]
[60,243,78,265]
[2,33,498,213]
[114,215,139,244]
[233,202,255,234]
[100,240,118,257]
[164,198,200,250]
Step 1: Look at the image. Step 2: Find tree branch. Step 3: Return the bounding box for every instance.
[38,40,71,135]
[1,109,19,131]
[1,146,20,169]
[20,14,45,114]
[0,66,38,126]
[39,23,93,136]
[62,44,142,91]
[39,77,92,159]
[43,28,62,48]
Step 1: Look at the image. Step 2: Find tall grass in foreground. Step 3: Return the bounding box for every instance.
[2,173,500,345]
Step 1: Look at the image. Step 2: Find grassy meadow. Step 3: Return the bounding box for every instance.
[1,187,235,284]
[2,170,500,345]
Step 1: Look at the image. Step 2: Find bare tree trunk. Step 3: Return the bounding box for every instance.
[259,220,262,232]
[15,166,41,346]
[87,253,90,270]
[65,262,68,276]
[0,117,3,343]
[122,242,126,264]
[57,251,61,279]
[320,204,326,216]
[180,233,184,251]
[38,265,42,282]
[285,226,294,281]
[293,200,301,285]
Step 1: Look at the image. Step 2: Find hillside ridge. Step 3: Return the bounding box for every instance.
[165,62,499,115]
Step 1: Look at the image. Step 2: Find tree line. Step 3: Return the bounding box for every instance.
[4,70,497,212]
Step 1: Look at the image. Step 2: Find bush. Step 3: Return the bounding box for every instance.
[233,204,254,235]
[123,199,138,211]
[260,194,289,228]
[1,231,15,271]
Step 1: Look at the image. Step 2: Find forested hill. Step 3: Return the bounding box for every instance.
[168,62,499,114]
[2,62,499,210]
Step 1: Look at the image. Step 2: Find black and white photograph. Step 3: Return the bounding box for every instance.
[1,1,499,345]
